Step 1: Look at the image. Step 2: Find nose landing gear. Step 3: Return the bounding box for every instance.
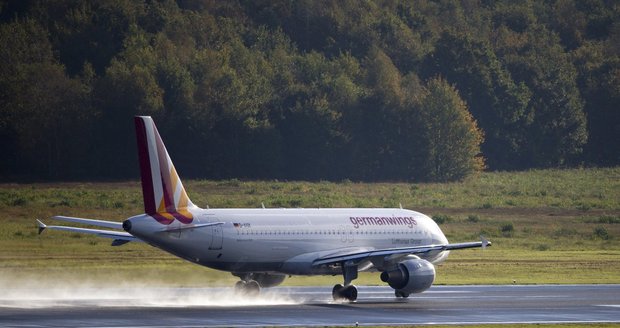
[395,290,410,298]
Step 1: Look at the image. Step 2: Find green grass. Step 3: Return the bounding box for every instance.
[397,325,620,328]
[1,167,619,287]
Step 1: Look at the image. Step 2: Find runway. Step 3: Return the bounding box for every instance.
[1,285,619,327]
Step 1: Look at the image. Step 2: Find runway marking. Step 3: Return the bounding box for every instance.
[596,305,620,308]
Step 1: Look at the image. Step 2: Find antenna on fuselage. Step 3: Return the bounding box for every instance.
[261,202,265,209]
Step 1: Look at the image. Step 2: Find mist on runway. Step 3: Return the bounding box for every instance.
[0,277,300,308]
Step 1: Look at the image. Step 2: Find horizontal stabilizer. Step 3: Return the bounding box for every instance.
[36,219,46,235]
[51,216,123,230]
[37,220,139,244]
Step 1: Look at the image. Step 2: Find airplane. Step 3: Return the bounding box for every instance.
[37,116,490,302]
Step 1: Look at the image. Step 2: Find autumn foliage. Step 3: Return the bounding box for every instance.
[0,1,617,182]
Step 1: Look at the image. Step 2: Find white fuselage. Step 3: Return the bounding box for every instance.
[126,208,450,275]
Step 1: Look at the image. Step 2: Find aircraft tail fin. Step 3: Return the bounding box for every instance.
[134,116,194,225]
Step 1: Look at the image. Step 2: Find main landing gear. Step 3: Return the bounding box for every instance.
[332,261,359,302]
[234,279,260,296]
[332,283,358,302]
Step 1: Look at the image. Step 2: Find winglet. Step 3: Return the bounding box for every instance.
[36,219,46,235]
[481,235,491,249]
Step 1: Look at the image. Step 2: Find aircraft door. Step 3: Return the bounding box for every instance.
[209,225,223,250]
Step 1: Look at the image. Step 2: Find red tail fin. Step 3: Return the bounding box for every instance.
[134,116,194,225]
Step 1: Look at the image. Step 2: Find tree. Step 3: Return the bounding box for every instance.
[497,24,587,167]
[423,31,531,170]
[1,0,617,181]
[416,77,484,181]
[573,41,620,166]
[0,19,93,179]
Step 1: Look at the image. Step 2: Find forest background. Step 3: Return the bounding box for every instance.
[1,0,618,182]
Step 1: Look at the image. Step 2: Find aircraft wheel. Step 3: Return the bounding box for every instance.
[235,280,245,290]
[332,284,357,302]
[234,280,260,296]
[395,290,410,298]
[245,280,261,296]
[332,284,345,301]
[234,280,247,293]
[343,285,358,302]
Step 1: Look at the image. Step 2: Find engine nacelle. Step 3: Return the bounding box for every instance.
[252,273,287,288]
[380,258,435,295]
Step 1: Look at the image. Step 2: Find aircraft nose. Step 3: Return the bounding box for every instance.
[122,219,132,232]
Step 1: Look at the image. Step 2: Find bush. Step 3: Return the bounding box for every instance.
[595,216,620,224]
[593,226,610,240]
[467,215,480,223]
[501,223,514,232]
[11,197,28,206]
[576,203,592,211]
[432,214,452,224]
[554,227,578,238]
[501,222,514,237]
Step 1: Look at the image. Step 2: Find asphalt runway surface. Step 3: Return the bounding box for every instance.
[1,285,619,327]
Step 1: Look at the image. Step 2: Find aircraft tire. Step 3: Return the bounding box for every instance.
[245,280,261,296]
[343,285,358,302]
[395,290,410,298]
[234,280,260,296]
[332,284,345,301]
[332,284,357,302]
[234,280,247,292]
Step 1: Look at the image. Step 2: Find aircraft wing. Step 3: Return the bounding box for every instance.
[312,238,490,266]
[444,239,490,250]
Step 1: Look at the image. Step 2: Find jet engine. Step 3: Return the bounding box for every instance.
[252,273,287,288]
[380,258,435,297]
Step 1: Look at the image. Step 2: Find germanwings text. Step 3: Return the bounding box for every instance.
[349,216,417,229]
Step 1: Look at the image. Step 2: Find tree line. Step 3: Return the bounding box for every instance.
[0,0,618,182]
